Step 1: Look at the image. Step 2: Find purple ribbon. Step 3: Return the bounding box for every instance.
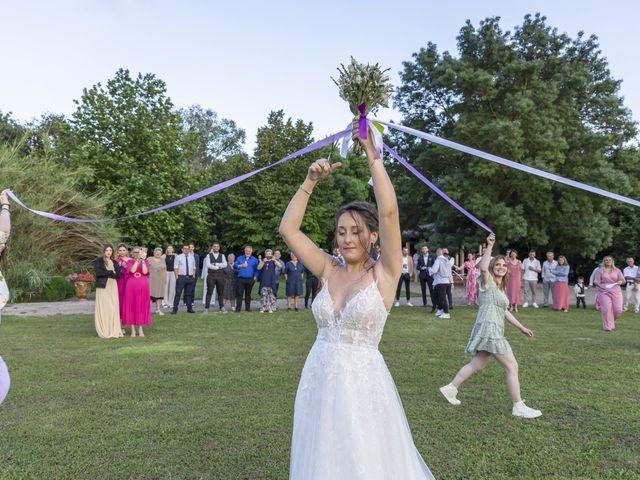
[383,143,493,232]
[8,128,350,223]
[358,103,367,140]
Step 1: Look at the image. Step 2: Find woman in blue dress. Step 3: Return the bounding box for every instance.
[285,253,305,311]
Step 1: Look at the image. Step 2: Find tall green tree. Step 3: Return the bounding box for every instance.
[392,14,638,259]
[63,68,209,247]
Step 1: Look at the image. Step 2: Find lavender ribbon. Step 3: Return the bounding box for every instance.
[358,103,367,139]
[7,128,350,223]
[378,120,640,208]
[384,143,493,232]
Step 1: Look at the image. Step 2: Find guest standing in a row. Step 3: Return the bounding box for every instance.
[522,250,541,308]
[172,243,196,314]
[430,248,451,319]
[553,256,570,312]
[94,244,122,338]
[594,256,625,331]
[222,253,237,312]
[304,265,319,309]
[274,250,285,297]
[149,247,167,316]
[285,252,304,311]
[394,247,414,307]
[123,247,152,336]
[622,257,638,312]
[417,245,436,310]
[258,249,279,313]
[463,253,478,306]
[163,245,176,309]
[506,250,522,312]
[542,251,557,308]
[203,242,228,314]
[234,245,258,312]
[116,243,130,333]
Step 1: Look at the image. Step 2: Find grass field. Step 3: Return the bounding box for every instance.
[0,306,638,479]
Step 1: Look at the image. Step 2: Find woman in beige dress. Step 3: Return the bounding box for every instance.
[94,244,123,338]
[149,247,167,316]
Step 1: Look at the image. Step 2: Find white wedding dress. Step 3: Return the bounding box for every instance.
[290,278,435,479]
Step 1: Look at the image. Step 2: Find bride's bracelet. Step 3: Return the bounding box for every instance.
[299,186,313,196]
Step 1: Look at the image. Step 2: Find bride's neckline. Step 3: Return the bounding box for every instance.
[323,278,384,319]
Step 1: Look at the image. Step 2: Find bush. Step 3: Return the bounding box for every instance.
[43,276,73,302]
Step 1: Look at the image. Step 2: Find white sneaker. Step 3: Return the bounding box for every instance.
[522,302,529,308]
[635,308,639,314]
[532,303,539,308]
[440,313,450,319]
[439,384,461,405]
[394,301,400,307]
[203,309,209,315]
[407,302,414,307]
[623,304,628,312]
[435,309,443,317]
[512,401,542,418]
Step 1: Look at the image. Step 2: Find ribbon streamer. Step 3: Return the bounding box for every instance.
[377,120,640,208]
[7,128,350,223]
[383,144,493,232]
[358,103,368,139]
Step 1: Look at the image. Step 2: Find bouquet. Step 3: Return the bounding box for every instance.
[332,57,394,154]
[66,273,96,283]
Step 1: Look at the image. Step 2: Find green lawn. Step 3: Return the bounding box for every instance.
[0,307,638,479]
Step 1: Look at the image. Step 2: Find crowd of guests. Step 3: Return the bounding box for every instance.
[93,241,325,338]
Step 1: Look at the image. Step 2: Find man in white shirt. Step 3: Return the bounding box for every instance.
[171,243,197,314]
[202,242,228,314]
[541,251,558,308]
[522,250,542,308]
[394,247,414,307]
[429,248,451,318]
[622,257,639,311]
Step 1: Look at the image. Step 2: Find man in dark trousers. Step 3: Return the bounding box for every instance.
[203,242,228,314]
[184,243,200,310]
[416,244,436,311]
[233,245,259,312]
[171,242,197,314]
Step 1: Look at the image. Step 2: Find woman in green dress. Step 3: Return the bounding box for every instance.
[439,233,542,418]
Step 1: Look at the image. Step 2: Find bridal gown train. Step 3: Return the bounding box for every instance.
[290,278,435,479]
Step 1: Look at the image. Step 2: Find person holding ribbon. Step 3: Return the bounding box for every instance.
[593,256,625,331]
[440,233,542,419]
[281,122,435,479]
[0,190,12,405]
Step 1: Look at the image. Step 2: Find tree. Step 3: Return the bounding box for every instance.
[392,14,639,260]
[179,105,246,169]
[63,68,209,247]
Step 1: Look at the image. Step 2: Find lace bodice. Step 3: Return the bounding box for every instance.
[311,279,388,349]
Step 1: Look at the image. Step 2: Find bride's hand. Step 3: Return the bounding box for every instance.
[306,158,342,182]
[351,120,375,157]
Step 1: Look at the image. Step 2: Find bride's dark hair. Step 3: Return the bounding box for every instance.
[333,201,379,267]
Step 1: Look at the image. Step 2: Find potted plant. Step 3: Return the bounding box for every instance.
[66,273,96,300]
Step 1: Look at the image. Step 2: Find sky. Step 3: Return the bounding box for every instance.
[1,0,638,154]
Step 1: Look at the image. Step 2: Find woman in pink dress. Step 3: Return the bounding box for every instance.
[122,246,152,337]
[552,256,570,312]
[463,253,478,305]
[115,243,131,332]
[506,250,522,312]
[593,256,625,332]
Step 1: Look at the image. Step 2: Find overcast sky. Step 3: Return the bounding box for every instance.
[1,0,638,153]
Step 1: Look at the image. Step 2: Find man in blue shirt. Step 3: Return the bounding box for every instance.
[233,245,259,312]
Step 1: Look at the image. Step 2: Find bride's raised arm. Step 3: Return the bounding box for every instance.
[279,158,342,278]
[353,127,402,287]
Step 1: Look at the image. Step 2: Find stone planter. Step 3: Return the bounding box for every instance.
[73,281,90,300]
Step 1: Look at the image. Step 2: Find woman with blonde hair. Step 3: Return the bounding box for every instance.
[553,255,570,312]
[94,244,122,338]
[440,233,541,418]
[593,256,625,331]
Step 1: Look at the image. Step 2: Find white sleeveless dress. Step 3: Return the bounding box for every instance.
[290,279,435,479]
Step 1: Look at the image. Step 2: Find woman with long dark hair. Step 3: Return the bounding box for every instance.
[280,126,434,478]
[94,244,122,338]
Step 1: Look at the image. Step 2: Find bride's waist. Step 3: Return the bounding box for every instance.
[315,326,380,349]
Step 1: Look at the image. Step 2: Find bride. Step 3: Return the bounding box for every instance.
[279,126,435,479]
